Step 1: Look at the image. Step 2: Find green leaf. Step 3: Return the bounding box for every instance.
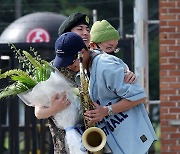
[11,75,37,89]
[0,69,30,80]
[23,51,42,69]
[0,82,29,99]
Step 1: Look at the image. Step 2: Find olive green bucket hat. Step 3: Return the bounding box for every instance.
[90,20,120,43]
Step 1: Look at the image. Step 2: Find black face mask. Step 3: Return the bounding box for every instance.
[108,51,115,56]
[95,43,116,56]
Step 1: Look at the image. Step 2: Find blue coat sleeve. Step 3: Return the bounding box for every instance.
[101,58,147,101]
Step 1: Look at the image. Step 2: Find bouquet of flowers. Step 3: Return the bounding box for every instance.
[0,44,86,154]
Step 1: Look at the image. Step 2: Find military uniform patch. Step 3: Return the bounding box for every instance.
[85,15,90,24]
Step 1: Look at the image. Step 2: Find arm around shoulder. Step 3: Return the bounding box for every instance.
[111,97,147,114]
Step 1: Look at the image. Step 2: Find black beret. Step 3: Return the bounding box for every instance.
[58,12,90,36]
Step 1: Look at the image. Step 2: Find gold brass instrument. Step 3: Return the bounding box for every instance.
[78,52,106,154]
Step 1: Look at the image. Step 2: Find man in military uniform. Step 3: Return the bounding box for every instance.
[35,12,91,154]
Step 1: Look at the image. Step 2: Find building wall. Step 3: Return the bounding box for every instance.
[159,0,180,153]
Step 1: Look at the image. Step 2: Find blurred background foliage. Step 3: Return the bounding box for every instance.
[0,0,159,100]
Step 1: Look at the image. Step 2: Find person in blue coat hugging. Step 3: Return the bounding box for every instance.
[53,32,157,154]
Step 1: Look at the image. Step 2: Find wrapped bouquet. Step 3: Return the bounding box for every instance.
[0,44,86,154]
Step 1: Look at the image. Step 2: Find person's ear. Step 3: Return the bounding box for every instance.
[89,42,96,49]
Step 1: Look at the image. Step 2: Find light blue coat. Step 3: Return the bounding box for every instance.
[89,53,157,154]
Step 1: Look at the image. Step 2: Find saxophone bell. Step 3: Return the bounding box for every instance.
[82,127,106,154]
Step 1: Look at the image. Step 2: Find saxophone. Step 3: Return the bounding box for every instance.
[78,52,106,154]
